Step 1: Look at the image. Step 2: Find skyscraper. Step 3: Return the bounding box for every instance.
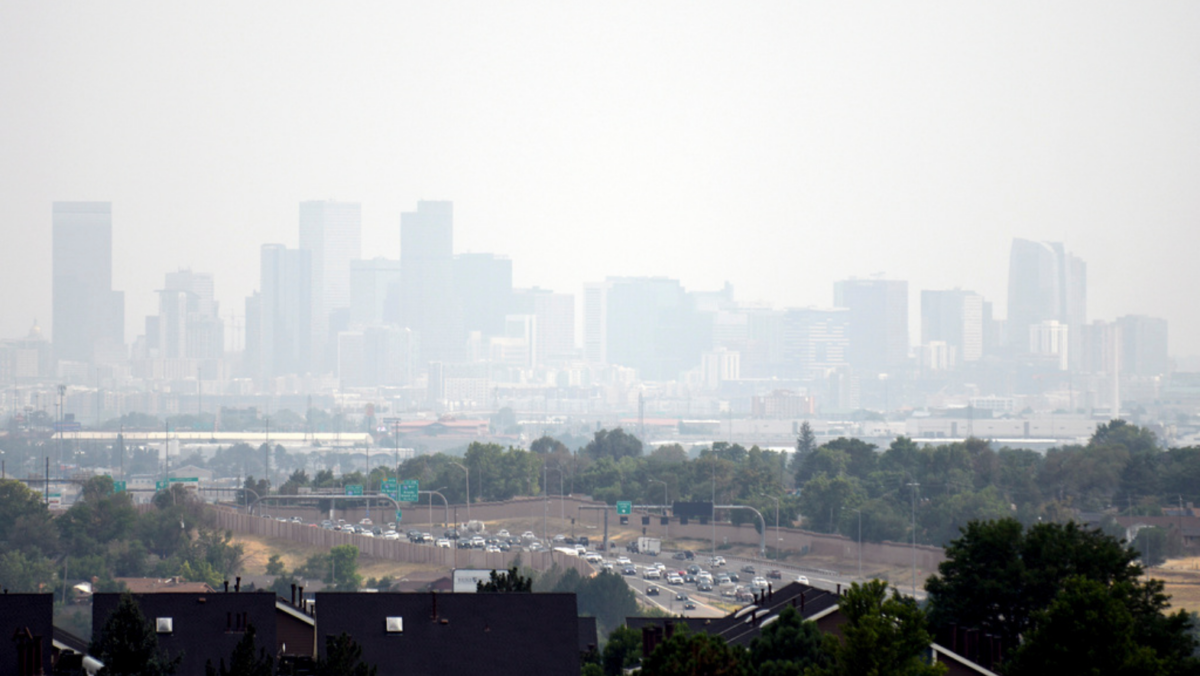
[833,279,908,375]
[400,201,460,363]
[52,201,124,364]
[257,244,312,379]
[511,288,575,365]
[454,253,513,339]
[1007,239,1086,366]
[1116,315,1169,377]
[781,307,850,379]
[582,282,608,364]
[920,289,984,367]
[604,277,708,381]
[299,201,362,371]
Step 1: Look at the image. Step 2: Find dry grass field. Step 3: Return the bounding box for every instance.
[1149,557,1200,613]
[230,532,445,581]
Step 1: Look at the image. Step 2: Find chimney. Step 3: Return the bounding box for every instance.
[836,583,840,596]
[297,586,304,608]
[235,577,241,592]
[768,583,773,602]
[291,584,296,606]
[224,580,229,593]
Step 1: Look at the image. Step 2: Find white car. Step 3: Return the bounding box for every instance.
[796,575,809,585]
[521,531,537,540]
[360,530,375,538]
[497,529,510,538]
[585,552,603,563]
[667,574,684,585]
[436,538,451,548]
[383,530,400,540]
[751,576,768,590]
[616,555,631,565]
[643,568,661,580]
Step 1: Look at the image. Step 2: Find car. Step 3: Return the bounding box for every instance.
[673,552,688,561]
[741,565,756,574]
[360,530,375,538]
[728,573,740,583]
[767,569,782,579]
[616,555,631,565]
[585,552,603,563]
[683,600,697,610]
[682,550,695,560]
[697,581,713,592]
[521,531,537,540]
[751,576,768,590]
[683,573,696,584]
[686,564,701,575]
[643,568,661,580]
[646,586,660,596]
[622,566,637,576]
[290,516,303,524]
[667,575,683,585]
[497,529,510,538]
[714,556,726,566]
[457,540,472,549]
[721,587,737,598]
[716,574,731,585]
[675,592,688,601]
[485,545,501,553]
[359,518,374,526]
[383,530,399,540]
[372,526,384,535]
[654,562,666,570]
[796,575,809,585]
[387,522,397,530]
[436,538,451,548]
[470,536,485,548]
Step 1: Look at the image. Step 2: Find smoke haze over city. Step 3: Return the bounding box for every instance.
[1,2,1198,359]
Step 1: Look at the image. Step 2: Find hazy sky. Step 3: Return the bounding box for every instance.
[2,2,1198,356]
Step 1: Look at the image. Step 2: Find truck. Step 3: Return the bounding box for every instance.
[635,536,661,556]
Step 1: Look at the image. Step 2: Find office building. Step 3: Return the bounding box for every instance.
[400,201,461,364]
[1007,239,1086,366]
[512,288,576,364]
[349,258,402,327]
[781,307,850,379]
[256,244,312,379]
[299,201,362,371]
[52,201,124,364]
[1030,319,1070,370]
[833,279,908,375]
[153,270,223,360]
[1117,315,1169,377]
[454,253,513,338]
[582,282,607,364]
[604,277,708,381]
[920,289,984,367]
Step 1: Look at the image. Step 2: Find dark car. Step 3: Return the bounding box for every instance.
[675,592,688,601]
[578,536,590,547]
[741,565,756,574]
[646,586,660,596]
[728,573,740,582]
[622,566,637,576]
[682,550,695,560]
[767,569,782,579]
[687,564,701,575]
[683,600,697,610]
[673,552,688,560]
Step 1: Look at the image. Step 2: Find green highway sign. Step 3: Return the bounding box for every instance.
[616,501,632,515]
[156,480,168,491]
[112,481,126,493]
[345,484,364,496]
[382,479,399,500]
[169,477,199,483]
[395,510,402,522]
[399,479,419,502]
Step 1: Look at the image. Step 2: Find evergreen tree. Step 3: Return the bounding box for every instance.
[640,626,748,676]
[747,605,829,676]
[204,623,273,676]
[477,564,533,592]
[316,633,377,676]
[90,592,181,676]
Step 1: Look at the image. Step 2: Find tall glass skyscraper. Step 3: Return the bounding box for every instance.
[52,201,124,364]
[300,200,362,371]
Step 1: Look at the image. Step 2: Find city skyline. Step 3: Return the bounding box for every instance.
[1,3,1198,357]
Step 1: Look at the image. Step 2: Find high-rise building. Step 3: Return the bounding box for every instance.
[512,288,575,365]
[256,244,312,379]
[582,282,608,364]
[157,270,223,360]
[1029,320,1069,370]
[920,289,984,367]
[52,201,124,364]
[349,258,402,327]
[604,277,709,381]
[781,307,850,379]
[1116,315,1169,377]
[400,201,460,364]
[299,201,362,371]
[1007,239,1086,366]
[833,279,908,375]
[454,253,513,338]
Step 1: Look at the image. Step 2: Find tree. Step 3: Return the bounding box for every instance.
[584,428,643,461]
[266,554,286,576]
[0,478,53,546]
[748,604,828,676]
[316,632,377,676]
[798,473,864,534]
[795,421,816,456]
[809,580,944,676]
[531,435,569,455]
[1003,577,1167,676]
[90,592,181,676]
[477,564,533,592]
[640,626,748,676]
[926,518,1199,668]
[602,625,642,676]
[327,545,361,590]
[204,623,273,676]
[575,570,640,636]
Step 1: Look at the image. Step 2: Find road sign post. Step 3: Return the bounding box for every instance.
[399,479,419,502]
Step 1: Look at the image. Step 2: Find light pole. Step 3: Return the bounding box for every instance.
[652,478,669,540]
[852,507,863,579]
[907,481,919,597]
[451,461,470,525]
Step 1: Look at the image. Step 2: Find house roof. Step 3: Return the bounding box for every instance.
[314,592,581,676]
[114,578,215,594]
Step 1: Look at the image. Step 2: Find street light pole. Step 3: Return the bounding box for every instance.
[763,494,781,559]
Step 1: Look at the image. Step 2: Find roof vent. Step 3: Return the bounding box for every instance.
[386,617,403,633]
[156,617,173,634]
